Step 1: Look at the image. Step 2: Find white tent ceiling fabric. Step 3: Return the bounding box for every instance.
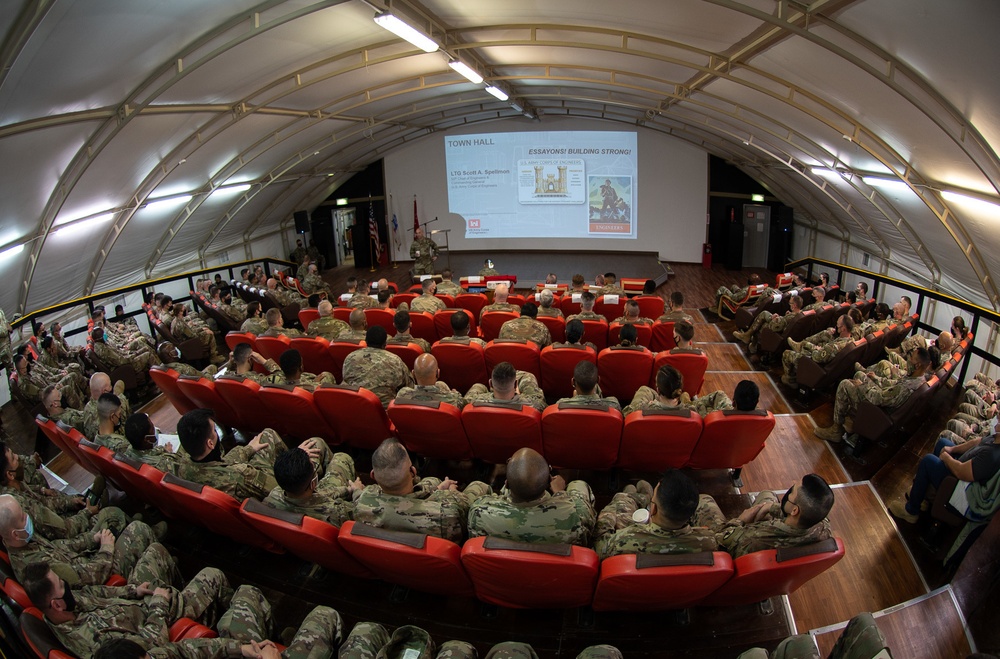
[0,0,998,315]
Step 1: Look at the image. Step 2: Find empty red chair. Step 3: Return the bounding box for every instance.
[654,350,708,397]
[634,295,665,319]
[618,409,703,471]
[580,319,609,351]
[53,424,98,475]
[175,375,241,430]
[333,306,353,323]
[298,308,320,329]
[314,384,395,450]
[338,521,474,597]
[541,401,623,470]
[536,315,565,343]
[434,309,479,340]
[213,375,272,434]
[364,308,397,335]
[148,365,199,415]
[596,346,654,403]
[385,341,424,370]
[289,336,336,375]
[462,401,543,464]
[608,322,652,348]
[702,538,845,607]
[592,551,734,611]
[407,311,437,343]
[649,322,676,352]
[461,536,599,608]
[225,331,256,352]
[434,294,455,308]
[391,292,418,309]
[594,294,625,321]
[34,416,73,459]
[431,341,488,393]
[687,409,776,486]
[257,384,336,443]
[484,339,541,379]
[455,293,488,320]
[539,344,597,399]
[560,294,583,317]
[387,399,471,460]
[327,339,365,382]
[480,312,519,342]
[254,334,291,364]
[240,499,374,577]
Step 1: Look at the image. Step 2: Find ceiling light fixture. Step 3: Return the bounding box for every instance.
[448,59,483,84]
[52,212,116,237]
[485,85,509,101]
[509,101,524,113]
[942,190,1000,210]
[144,193,193,210]
[862,175,909,191]
[0,243,24,261]
[373,11,438,53]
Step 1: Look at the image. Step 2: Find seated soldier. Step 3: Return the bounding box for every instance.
[395,353,467,409]
[566,291,605,322]
[376,289,393,310]
[594,470,719,560]
[623,365,732,416]
[301,263,330,296]
[465,361,546,413]
[340,308,368,341]
[0,441,88,519]
[780,314,854,387]
[556,360,621,411]
[170,304,225,366]
[670,320,704,354]
[41,384,85,433]
[569,273,586,293]
[600,272,625,296]
[613,300,653,326]
[239,301,268,335]
[345,276,378,309]
[228,341,280,383]
[715,273,762,307]
[307,300,349,340]
[82,373,130,440]
[265,278,300,308]
[498,303,551,348]
[387,309,431,353]
[479,283,519,319]
[266,439,362,526]
[342,326,414,407]
[122,412,183,474]
[552,318,598,351]
[353,438,490,543]
[436,309,485,347]
[467,447,596,546]
[803,286,828,312]
[175,408,287,501]
[92,393,130,453]
[657,291,694,323]
[706,474,835,557]
[260,307,304,338]
[615,323,641,347]
[436,268,465,297]
[536,288,563,318]
[410,278,447,313]
[733,294,803,352]
[265,348,335,391]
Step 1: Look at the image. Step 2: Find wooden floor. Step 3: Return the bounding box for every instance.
[5,260,995,657]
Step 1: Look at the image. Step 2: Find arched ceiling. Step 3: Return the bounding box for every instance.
[1,0,999,314]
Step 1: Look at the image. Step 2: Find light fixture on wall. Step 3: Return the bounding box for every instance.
[485,85,509,101]
[373,11,438,53]
[448,59,483,84]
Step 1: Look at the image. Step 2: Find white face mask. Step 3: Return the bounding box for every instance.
[15,514,34,542]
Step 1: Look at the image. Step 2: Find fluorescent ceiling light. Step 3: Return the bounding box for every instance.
[145,194,193,210]
[374,11,438,53]
[862,175,909,191]
[448,59,483,84]
[509,101,523,113]
[52,212,115,238]
[0,243,23,261]
[751,194,765,202]
[485,85,509,101]
[942,190,1000,212]
[810,167,841,179]
[209,183,251,198]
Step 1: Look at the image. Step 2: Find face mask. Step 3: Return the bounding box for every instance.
[780,489,792,516]
[201,441,223,463]
[16,514,34,542]
[59,580,77,612]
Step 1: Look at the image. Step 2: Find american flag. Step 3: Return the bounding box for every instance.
[369,202,381,262]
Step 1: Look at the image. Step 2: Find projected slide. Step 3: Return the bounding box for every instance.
[444,131,638,239]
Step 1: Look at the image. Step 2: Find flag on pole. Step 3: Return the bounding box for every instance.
[369,202,381,262]
[391,213,401,250]
[413,197,419,233]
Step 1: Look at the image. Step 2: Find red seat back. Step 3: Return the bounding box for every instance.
[333,306,353,322]
[634,295,665,319]
[338,521,474,597]
[461,401,543,464]
[313,384,396,450]
[686,410,776,470]
[257,384,336,443]
[484,340,541,379]
[580,319,609,351]
[480,312,519,342]
[703,538,845,606]
[618,409,703,471]
[541,402,623,469]
[434,294,456,308]
[214,375,270,434]
[148,365,199,415]
[56,425,100,475]
[240,499,374,577]
[539,345,597,399]
[364,308,397,335]
[654,351,708,397]
[434,309,479,340]
[650,322,676,352]
[33,416,73,459]
[461,537,599,608]
[175,376,241,430]
[431,341,488,394]
[298,308,320,329]
[289,336,336,376]
[254,335,291,363]
[593,294,625,321]
[391,292,418,309]
[560,294,583,317]
[536,315,565,343]
[387,399,471,460]
[327,339,366,382]
[385,342,424,370]
[454,293,488,320]
[112,454,171,508]
[593,551,734,611]
[21,608,76,659]
[607,322,652,348]
[596,347,653,403]
[407,311,437,343]
[225,331,257,352]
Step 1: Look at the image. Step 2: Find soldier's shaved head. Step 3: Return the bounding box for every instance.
[506,448,550,503]
[412,354,439,385]
[349,308,367,330]
[318,300,333,317]
[371,438,413,493]
[90,372,111,398]
[493,284,509,302]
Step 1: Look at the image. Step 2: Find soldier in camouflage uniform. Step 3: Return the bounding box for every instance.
[156,342,218,378]
[733,295,803,352]
[594,470,719,560]
[266,440,360,526]
[395,353,467,409]
[780,314,854,386]
[611,300,653,327]
[479,284,519,320]
[93,393,131,453]
[438,310,486,348]
[228,342,281,384]
[623,365,732,416]
[342,326,414,407]
[92,326,160,373]
[0,306,12,374]
[15,353,88,409]
[354,438,490,543]
[709,474,835,558]
[240,301,268,335]
[1,443,92,521]
[436,269,465,298]
[0,494,171,587]
[714,273,763,307]
[260,307,304,338]
[467,447,595,546]
[338,308,369,341]
[465,361,547,412]
[345,276,379,309]
[555,360,621,411]
[82,372,131,439]
[340,621,477,659]
[410,227,439,275]
[41,385,86,433]
[815,347,932,442]
[599,272,626,296]
[410,279,447,313]
[170,304,225,366]
[307,300,349,340]
[536,288,563,318]
[263,348,335,392]
[566,291,606,323]
[301,263,330,296]
[498,304,551,348]
[38,335,83,376]
[266,278,302,308]
[122,412,185,475]
[388,309,431,353]
[175,409,287,500]
[478,258,498,277]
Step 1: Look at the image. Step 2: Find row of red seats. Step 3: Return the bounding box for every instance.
[148,366,773,474]
[33,416,842,613]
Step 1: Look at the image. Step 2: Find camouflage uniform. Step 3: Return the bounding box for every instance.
[611,315,653,326]
[171,315,223,363]
[260,325,304,339]
[263,370,336,392]
[239,359,282,385]
[340,621,476,659]
[436,280,465,298]
[0,307,12,373]
[28,365,88,409]
[94,338,158,372]
[594,491,720,560]
[536,305,563,318]
[656,310,694,323]
[741,309,799,348]
[264,450,356,526]
[53,407,87,434]
[438,335,486,348]
[467,480,596,546]
[163,360,218,378]
[340,329,368,341]
[124,443,186,476]
[83,393,131,439]
[466,371,547,412]
[11,489,127,541]
[396,382,467,409]
[479,267,499,277]
[38,348,83,376]
[622,387,732,416]
[410,237,439,275]
[831,373,926,426]
[600,285,626,297]
[354,477,491,543]
[388,331,431,354]
[95,431,131,453]
[715,284,750,306]
[308,316,350,340]
[175,427,287,500]
[498,317,552,348]
[240,316,268,335]
[781,336,851,383]
[480,303,519,321]
[556,392,622,412]
[347,292,379,309]
[342,347,414,407]
[566,310,607,323]
[301,272,330,296]
[215,593,342,659]
[713,491,832,558]
[410,294,446,313]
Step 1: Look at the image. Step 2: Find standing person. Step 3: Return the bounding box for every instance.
[410,227,438,275]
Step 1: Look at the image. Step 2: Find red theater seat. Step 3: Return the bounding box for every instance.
[596,346,654,404]
[618,408,703,471]
[257,384,336,443]
[592,551,734,611]
[254,334,291,363]
[298,307,320,329]
[327,339,366,382]
[148,365,199,415]
[560,294,583,317]
[112,453,172,508]
[650,321,676,352]
[461,401,543,464]
[435,309,479,340]
[434,294,455,308]
[608,322,652,348]
[175,375,241,430]
[385,341,424,370]
[539,344,597,400]
[313,384,395,450]
[594,294,626,321]
[34,416,73,460]
[654,351,709,397]
[461,536,599,608]
[213,375,272,433]
[507,294,526,307]
[634,295,665,319]
[407,311,437,343]
[541,401,623,470]
[454,293,488,320]
[580,319,609,351]
[364,308,397,335]
[338,521,474,597]
[387,399,471,460]
[484,339,541,379]
[333,306,353,322]
[391,292,417,309]
[536,315,565,343]
[289,336,336,375]
[431,341,488,393]
[687,409,776,486]
[225,331,257,352]
[480,312,519,342]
